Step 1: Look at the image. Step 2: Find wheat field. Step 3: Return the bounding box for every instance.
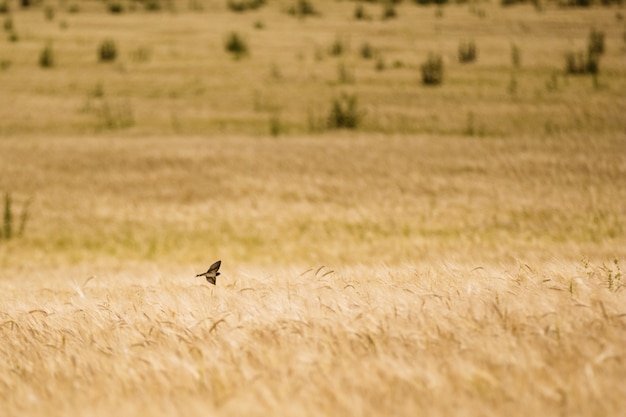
[1,0,626,416]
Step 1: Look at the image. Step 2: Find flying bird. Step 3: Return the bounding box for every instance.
[196,260,221,285]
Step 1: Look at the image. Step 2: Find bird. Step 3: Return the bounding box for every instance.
[196,260,221,285]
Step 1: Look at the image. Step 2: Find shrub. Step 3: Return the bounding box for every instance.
[458,40,477,63]
[144,0,162,11]
[224,31,248,58]
[329,36,347,56]
[414,0,449,4]
[99,39,117,62]
[0,2,9,14]
[360,42,374,59]
[108,1,124,14]
[588,28,604,56]
[327,93,363,129]
[565,50,599,75]
[269,112,283,136]
[287,0,318,18]
[39,43,54,68]
[227,0,265,12]
[354,4,369,20]
[381,2,396,20]
[421,53,443,85]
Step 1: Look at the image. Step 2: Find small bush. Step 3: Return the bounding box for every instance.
[67,3,80,13]
[0,2,9,14]
[421,53,443,85]
[588,28,604,56]
[99,39,117,62]
[381,2,396,20]
[39,43,54,68]
[108,1,124,14]
[415,0,449,4]
[327,93,363,129]
[227,0,265,12]
[224,31,248,58]
[144,0,162,11]
[287,0,318,18]
[8,30,18,42]
[458,40,477,63]
[329,36,347,56]
[565,50,599,75]
[269,112,283,137]
[354,4,370,20]
[360,42,374,59]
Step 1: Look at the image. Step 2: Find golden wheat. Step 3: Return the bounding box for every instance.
[1,262,625,417]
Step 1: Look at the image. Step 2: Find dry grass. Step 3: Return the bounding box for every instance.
[1,132,624,416]
[0,133,624,267]
[1,1,626,416]
[0,2,624,137]
[1,262,625,417]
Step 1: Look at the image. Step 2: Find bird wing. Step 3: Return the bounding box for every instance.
[208,260,221,275]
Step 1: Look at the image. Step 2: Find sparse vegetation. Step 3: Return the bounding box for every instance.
[329,35,347,56]
[566,28,605,75]
[108,1,124,14]
[227,0,265,12]
[381,1,396,20]
[224,31,248,58]
[458,39,477,63]
[98,38,117,62]
[0,192,30,240]
[287,0,318,18]
[38,42,54,68]
[360,42,374,59]
[327,93,362,129]
[421,53,443,85]
[354,3,370,20]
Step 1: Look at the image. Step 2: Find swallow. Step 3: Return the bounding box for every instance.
[196,260,221,285]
